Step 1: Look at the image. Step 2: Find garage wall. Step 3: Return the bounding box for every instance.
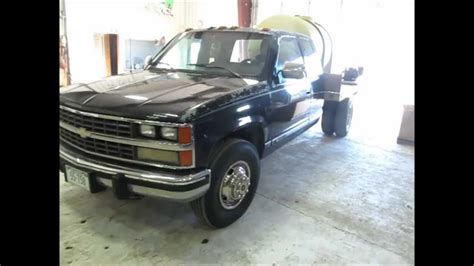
[331,0,414,105]
[65,0,175,83]
[178,0,238,29]
[65,0,237,84]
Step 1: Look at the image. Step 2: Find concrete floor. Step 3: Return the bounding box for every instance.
[60,109,414,264]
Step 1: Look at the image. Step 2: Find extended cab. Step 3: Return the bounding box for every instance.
[59,17,362,228]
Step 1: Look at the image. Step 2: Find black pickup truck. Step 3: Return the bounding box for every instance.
[59,23,362,228]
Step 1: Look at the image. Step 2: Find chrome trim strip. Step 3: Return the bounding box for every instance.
[95,177,209,202]
[59,121,192,151]
[60,146,210,185]
[264,140,272,149]
[60,137,193,169]
[313,91,341,95]
[272,117,309,145]
[60,105,192,127]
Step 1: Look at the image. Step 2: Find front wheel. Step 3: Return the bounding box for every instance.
[190,138,260,228]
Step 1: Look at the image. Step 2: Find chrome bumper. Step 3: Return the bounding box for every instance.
[59,146,211,202]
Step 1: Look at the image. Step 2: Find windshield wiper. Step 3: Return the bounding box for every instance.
[188,64,242,78]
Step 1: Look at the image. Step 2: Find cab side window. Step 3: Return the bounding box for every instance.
[298,38,323,81]
[276,37,304,82]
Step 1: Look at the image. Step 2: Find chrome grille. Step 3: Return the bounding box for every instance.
[60,128,135,160]
[59,108,133,137]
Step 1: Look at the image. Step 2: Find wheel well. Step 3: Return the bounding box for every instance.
[207,124,264,161]
[207,123,265,167]
[228,124,265,158]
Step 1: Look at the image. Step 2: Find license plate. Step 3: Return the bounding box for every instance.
[65,165,91,192]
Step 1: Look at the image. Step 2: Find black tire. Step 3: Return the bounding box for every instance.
[334,98,353,137]
[321,101,337,136]
[190,138,260,228]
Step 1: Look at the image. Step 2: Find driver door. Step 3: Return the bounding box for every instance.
[267,36,312,141]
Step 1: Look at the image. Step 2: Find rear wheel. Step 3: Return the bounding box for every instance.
[321,101,337,136]
[190,138,260,228]
[334,98,353,137]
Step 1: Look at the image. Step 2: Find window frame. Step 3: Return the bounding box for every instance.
[274,35,305,85]
[148,31,273,80]
[297,36,323,80]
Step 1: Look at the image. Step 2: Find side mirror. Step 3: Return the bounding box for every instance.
[144,55,153,67]
[281,63,306,79]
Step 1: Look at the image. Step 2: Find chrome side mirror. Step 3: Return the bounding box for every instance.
[281,63,306,79]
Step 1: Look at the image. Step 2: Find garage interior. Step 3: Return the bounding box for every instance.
[60,0,414,264]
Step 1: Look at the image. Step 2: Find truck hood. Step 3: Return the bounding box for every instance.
[60,70,268,123]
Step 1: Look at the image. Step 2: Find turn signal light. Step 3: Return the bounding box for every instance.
[178,127,192,144]
[179,150,193,166]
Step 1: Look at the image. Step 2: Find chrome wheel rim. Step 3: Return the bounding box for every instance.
[219,161,251,210]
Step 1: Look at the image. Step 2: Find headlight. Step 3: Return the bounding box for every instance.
[160,127,178,141]
[139,125,192,143]
[139,125,156,138]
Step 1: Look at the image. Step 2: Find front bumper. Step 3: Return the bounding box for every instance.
[59,145,211,202]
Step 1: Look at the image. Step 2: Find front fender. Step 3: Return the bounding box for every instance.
[192,102,270,168]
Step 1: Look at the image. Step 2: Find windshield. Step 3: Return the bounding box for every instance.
[150,31,272,79]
